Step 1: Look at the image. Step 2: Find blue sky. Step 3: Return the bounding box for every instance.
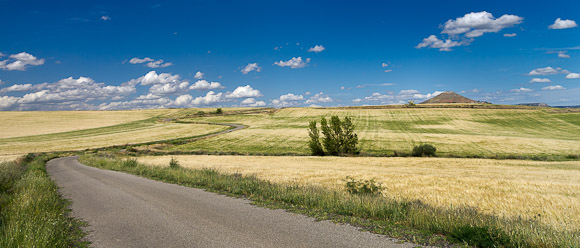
[0,0,579,110]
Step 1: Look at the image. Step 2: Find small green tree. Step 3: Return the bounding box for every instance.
[406,100,416,107]
[308,116,358,156]
[307,120,325,156]
[215,108,223,114]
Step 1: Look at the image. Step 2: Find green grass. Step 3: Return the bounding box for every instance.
[167,107,580,159]
[0,154,88,247]
[80,154,580,247]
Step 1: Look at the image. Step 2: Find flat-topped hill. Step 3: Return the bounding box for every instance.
[420,91,477,104]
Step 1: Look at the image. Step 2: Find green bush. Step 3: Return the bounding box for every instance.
[121,158,138,168]
[412,144,437,157]
[308,116,359,156]
[215,108,223,114]
[344,176,383,196]
[169,157,180,169]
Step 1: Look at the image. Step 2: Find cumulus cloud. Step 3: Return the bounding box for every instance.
[503,33,517,37]
[174,94,193,106]
[566,73,580,79]
[189,80,224,91]
[442,11,523,38]
[100,16,111,21]
[548,18,578,29]
[511,87,534,93]
[528,66,569,76]
[307,45,325,53]
[0,76,136,110]
[225,85,262,98]
[129,57,172,68]
[271,93,304,107]
[132,71,182,86]
[0,83,33,93]
[530,78,551,83]
[99,97,173,110]
[274,57,310,68]
[305,92,333,104]
[416,35,467,51]
[241,63,262,74]
[148,81,189,95]
[353,90,443,105]
[542,85,565,91]
[417,11,522,51]
[194,71,204,79]
[0,52,45,71]
[240,98,266,107]
[192,91,225,106]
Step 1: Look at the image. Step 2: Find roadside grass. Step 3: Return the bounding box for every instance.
[0,154,88,247]
[171,108,580,159]
[80,154,580,247]
[138,155,580,231]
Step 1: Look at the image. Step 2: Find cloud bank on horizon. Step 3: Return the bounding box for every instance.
[0,1,579,110]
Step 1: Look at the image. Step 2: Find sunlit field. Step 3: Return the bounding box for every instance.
[173,107,580,158]
[0,109,229,156]
[138,155,580,231]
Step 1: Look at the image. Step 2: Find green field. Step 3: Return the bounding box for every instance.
[169,107,580,158]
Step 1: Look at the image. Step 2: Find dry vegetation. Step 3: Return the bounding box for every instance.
[0,109,229,156]
[174,107,580,157]
[138,155,580,231]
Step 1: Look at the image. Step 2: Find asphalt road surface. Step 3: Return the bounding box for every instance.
[47,157,418,248]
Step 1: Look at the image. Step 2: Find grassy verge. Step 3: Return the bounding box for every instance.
[0,154,88,247]
[80,154,580,247]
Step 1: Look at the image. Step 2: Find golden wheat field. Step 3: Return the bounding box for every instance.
[174,107,580,157]
[138,155,580,231]
[0,109,228,156]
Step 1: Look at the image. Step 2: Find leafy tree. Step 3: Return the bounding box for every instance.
[308,115,358,156]
[412,144,437,157]
[406,100,416,107]
[215,108,223,114]
[307,121,325,156]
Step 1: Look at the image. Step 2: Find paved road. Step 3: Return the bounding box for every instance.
[47,157,417,248]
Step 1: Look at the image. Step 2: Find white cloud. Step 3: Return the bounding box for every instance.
[442,11,523,38]
[354,90,443,105]
[0,83,33,93]
[174,94,192,106]
[305,92,333,104]
[272,93,304,107]
[542,85,565,91]
[100,16,111,21]
[417,11,522,52]
[0,76,136,110]
[129,57,154,64]
[558,51,570,58]
[0,52,45,71]
[194,71,204,79]
[274,57,310,68]
[136,71,182,86]
[99,97,173,110]
[148,81,189,95]
[416,35,467,51]
[511,87,534,93]
[189,80,224,91]
[129,57,172,68]
[225,85,262,98]
[548,18,578,29]
[529,78,551,83]
[241,63,262,74]
[279,93,304,101]
[0,96,19,109]
[566,73,580,79]
[192,91,224,106]
[307,45,325,53]
[503,33,517,37]
[528,66,569,76]
[381,62,389,67]
[241,98,266,107]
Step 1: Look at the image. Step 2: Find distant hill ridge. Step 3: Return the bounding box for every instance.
[420,91,477,104]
